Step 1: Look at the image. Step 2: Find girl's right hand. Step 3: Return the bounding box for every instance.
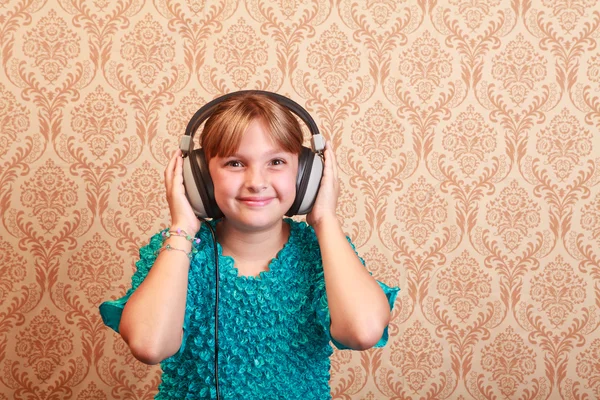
[164,148,201,234]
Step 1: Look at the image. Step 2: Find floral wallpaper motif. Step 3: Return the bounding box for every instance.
[308,24,361,95]
[480,326,537,397]
[22,9,80,83]
[491,33,547,106]
[486,180,541,251]
[15,308,74,382]
[396,176,448,247]
[536,107,593,181]
[20,159,79,233]
[442,105,496,176]
[437,250,492,322]
[215,17,269,89]
[2,0,600,398]
[67,233,125,306]
[530,255,586,327]
[400,30,453,102]
[390,321,444,392]
[0,83,29,158]
[121,14,177,87]
[71,86,128,158]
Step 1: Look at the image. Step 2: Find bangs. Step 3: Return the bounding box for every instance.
[201,109,249,159]
[200,93,304,160]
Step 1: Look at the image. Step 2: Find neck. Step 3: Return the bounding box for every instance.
[216,219,289,262]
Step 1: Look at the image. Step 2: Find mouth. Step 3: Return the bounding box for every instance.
[237,197,274,207]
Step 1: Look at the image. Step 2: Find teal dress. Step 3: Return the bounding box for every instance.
[99,219,399,399]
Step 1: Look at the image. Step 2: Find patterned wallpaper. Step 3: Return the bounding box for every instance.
[2,0,600,398]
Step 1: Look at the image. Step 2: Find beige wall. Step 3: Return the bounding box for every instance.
[2,0,600,398]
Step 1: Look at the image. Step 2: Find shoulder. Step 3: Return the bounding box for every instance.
[286,218,318,247]
[284,218,359,253]
[135,229,167,260]
[284,218,322,270]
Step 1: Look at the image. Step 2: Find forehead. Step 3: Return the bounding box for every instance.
[223,120,292,156]
[225,145,296,160]
[238,119,276,144]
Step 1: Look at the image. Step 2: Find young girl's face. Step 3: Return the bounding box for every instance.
[208,118,299,231]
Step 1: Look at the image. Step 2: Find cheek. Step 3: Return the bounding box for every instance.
[211,172,238,202]
[277,170,298,200]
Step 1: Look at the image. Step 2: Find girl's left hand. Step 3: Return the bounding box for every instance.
[307,140,340,228]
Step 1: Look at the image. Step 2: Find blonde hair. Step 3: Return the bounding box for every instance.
[200,92,304,160]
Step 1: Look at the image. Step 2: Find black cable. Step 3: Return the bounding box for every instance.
[199,217,220,400]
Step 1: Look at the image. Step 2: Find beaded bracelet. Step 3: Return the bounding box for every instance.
[156,228,201,260]
[155,243,199,260]
[162,228,201,246]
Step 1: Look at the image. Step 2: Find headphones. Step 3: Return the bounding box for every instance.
[179,90,325,219]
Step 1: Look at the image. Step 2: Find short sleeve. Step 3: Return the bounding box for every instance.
[98,230,191,355]
[312,237,400,350]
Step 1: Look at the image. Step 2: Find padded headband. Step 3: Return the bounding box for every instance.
[180,90,325,155]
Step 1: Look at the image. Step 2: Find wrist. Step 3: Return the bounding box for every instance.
[158,225,202,260]
[162,226,202,249]
[162,235,193,249]
[170,222,200,235]
[311,214,340,236]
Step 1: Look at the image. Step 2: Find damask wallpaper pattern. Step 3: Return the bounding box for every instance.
[1,0,600,398]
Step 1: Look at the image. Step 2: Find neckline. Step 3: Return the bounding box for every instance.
[208,218,295,280]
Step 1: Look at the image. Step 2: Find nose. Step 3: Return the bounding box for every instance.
[245,166,267,192]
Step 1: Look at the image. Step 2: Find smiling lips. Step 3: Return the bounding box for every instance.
[237,197,274,207]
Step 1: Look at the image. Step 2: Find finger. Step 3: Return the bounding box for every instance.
[328,143,338,183]
[323,141,332,174]
[174,151,184,187]
[323,141,336,182]
[166,149,178,175]
[165,149,179,189]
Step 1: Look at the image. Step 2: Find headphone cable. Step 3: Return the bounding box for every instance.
[199,217,220,400]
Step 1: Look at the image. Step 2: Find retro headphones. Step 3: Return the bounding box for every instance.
[179,90,325,219]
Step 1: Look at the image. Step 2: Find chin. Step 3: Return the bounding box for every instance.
[223,208,289,231]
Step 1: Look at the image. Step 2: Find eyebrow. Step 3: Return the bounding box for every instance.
[226,149,291,158]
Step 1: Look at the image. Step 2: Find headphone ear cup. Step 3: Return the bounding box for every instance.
[183,149,223,219]
[182,153,206,218]
[286,147,324,216]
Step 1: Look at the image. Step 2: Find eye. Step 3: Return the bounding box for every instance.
[225,160,243,168]
[270,158,286,166]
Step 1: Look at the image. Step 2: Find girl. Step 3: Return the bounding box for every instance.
[100,92,399,399]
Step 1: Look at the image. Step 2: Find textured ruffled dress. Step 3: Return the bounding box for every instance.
[100,218,399,399]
